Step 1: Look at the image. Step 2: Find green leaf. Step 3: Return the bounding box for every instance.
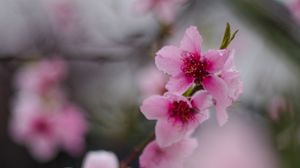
[219,23,238,49]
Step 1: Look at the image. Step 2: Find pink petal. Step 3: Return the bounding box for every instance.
[29,136,58,162]
[221,71,243,101]
[140,95,170,120]
[155,119,186,147]
[166,75,193,94]
[216,107,229,126]
[140,138,198,168]
[139,141,166,168]
[223,50,236,70]
[196,109,210,123]
[204,49,230,73]
[180,26,202,54]
[191,91,212,111]
[155,46,182,76]
[166,137,198,160]
[82,150,119,168]
[203,76,230,126]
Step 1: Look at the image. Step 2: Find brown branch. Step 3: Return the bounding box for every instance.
[120,132,155,168]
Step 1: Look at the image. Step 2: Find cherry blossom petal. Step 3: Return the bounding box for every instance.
[140,138,197,168]
[140,95,170,120]
[216,107,229,126]
[221,71,243,101]
[166,137,198,160]
[204,49,230,73]
[155,46,182,76]
[180,26,202,54]
[223,50,236,70]
[166,75,193,94]
[29,136,59,162]
[82,150,119,168]
[203,76,230,126]
[155,119,187,147]
[191,91,212,111]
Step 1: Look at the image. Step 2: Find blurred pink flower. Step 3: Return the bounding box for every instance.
[290,0,300,23]
[155,26,242,125]
[267,96,287,122]
[185,118,280,168]
[54,104,88,156]
[139,137,198,168]
[10,58,88,161]
[45,0,80,34]
[135,0,187,23]
[10,94,61,161]
[82,150,119,168]
[137,65,167,98]
[15,58,66,95]
[140,92,211,147]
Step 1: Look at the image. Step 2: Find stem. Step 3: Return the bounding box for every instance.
[120,132,155,168]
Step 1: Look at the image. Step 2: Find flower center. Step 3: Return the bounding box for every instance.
[169,100,196,124]
[33,118,51,134]
[181,52,209,84]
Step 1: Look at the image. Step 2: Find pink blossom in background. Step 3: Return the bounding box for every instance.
[15,58,66,95]
[54,104,88,156]
[290,0,300,23]
[140,92,211,147]
[10,59,88,161]
[267,96,287,122]
[137,65,167,98]
[139,138,198,168]
[135,0,187,23]
[10,94,61,161]
[185,117,280,168]
[44,0,80,34]
[155,26,242,125]
[82,150,119,168]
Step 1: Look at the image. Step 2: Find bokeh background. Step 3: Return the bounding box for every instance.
[0,0,300,167]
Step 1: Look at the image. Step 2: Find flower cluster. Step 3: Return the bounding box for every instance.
[139,26,242,167]
[9,58,88,161]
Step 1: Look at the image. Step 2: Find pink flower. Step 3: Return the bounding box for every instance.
[82,150,119,168]
[15,58,66,95]
[155,26,242,125]
[290,0,300,23]
[137,65,167,98]
[10,58,88,161]
[53,104,88,156]
[9,95,61,161]
[140,91,211,147]
[135,0,187,23]
[10,96,88,161]
[139,138,198,168]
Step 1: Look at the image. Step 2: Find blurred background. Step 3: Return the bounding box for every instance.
[0,0,300,167]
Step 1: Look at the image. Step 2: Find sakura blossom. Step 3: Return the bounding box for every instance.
[139,137,198,168]
[82,150,119,168]
[135,0,187,23]
[14,58,66,95]
[140,91,211,147]
[155,26,242,125]
[10,59,88,161]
